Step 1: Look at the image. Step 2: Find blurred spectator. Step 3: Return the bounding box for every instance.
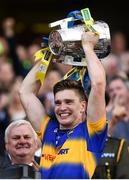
[102,54,125,81]
[106,76,129,144]
[102,31,129,81]
[119,52,129,78]
[0,36,9,60]
[2,17,15,38]
[0,62,15,90]
[111,31,129,79]
[106,76,129,113]
[8,77,26,121]
[0,87,10,156]
[111,31,128,56]
[16,44,32,71]
[1,17,32,77]
[56,63,72,76]
[27,43,40,65]
[42,68,62,93]
[93,74,129,178]
[39,68,62,116]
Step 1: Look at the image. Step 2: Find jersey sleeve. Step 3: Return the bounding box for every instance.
[86,113,108,153]
[36,116,50,140]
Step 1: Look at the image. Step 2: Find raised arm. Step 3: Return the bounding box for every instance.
[19,61,46,131]
[81,31,106,122]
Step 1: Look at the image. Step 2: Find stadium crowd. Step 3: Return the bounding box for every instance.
[0,17,129,178]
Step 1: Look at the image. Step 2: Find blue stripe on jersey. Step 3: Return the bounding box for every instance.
[40,163,89,179]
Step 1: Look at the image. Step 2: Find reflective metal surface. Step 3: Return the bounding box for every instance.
[48,21,111,66]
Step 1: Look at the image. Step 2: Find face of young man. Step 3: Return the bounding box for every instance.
[6,124,37,162]
[54,89,86,129]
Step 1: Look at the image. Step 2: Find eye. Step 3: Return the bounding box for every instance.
[12,136,20,140]
[55,100,61,106]
[24,135,31,139]
[65,99,73,104]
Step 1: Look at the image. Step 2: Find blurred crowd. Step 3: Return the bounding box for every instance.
[0,17,72,156]
[0,17,129,178]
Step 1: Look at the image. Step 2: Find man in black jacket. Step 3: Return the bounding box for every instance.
[0,119,41,178]
[93,136,129,179]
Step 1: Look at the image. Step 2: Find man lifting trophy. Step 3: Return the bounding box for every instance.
[19,7,109,179]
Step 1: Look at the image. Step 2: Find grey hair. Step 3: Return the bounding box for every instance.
[5,120,38,143]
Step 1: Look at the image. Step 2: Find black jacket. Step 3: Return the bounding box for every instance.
[93,136,129,179]
[0,153,41,179]
[0,153,12,169]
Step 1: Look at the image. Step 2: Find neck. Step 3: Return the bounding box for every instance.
[9,154,33,165]
[60,117,85,130]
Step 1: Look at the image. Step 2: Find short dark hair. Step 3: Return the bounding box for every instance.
[108,75,129,90]
[53,79,88,102]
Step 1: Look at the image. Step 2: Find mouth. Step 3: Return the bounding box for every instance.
[16,145,30,149]
[58,112,71,119]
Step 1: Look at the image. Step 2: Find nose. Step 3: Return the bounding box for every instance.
[59,102,67,111]
[110,90,117,99]
[19,136,27,144]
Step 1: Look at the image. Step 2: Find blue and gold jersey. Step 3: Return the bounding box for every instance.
[38,114,107,179]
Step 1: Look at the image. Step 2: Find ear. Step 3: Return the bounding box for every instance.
[35,138,42,151]
[80,101,87,113]
[5,143,9,152]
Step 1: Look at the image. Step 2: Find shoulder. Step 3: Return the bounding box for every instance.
[104,136,128,154]
[106,136,122,142]
[0,154,11,169]
[105,136,125,147]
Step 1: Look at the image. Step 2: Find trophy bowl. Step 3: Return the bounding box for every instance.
[48,20,111,66]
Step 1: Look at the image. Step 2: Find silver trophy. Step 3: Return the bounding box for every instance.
[48,12,111,66]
